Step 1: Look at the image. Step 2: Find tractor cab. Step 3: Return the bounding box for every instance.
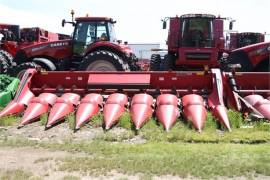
[71,17,117,56]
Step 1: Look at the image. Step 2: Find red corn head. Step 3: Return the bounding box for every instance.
[46,93,80,129]
[19,93,57,127]
[253,99,270,120]
[244,94,264,106]
[156,94,179,131]
[182,94,207,133]
[0,101,25,118]
[130,94,153,130]
[75,93,103,130]
[208,69,231,131]
[212,105,231,132]
[156,94,178,107]
[103,93,128,130]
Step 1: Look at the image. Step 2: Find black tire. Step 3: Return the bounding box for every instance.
[8,62,39,79]
[228,51,253,72]
[254,59,270,72]
[160,54,174,71]
[128,54,141,71]
[0,50,13,65]
[150,54,161,71]
[78,50,129,71]
[0,54,9,74]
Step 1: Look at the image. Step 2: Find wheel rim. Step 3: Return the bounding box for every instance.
[86,60,117,71]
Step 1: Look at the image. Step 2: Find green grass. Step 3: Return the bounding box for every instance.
[118,112,134,130]
[55,143,270,178]
[0,169,35,180]
[66,113,75,130]
[0,115,19,126]
[39,113,48,126]
[62,175,81,180]
[89,113,103,127]
[0,136,270,178]
[1,109,269,144]
[228,109,244,129]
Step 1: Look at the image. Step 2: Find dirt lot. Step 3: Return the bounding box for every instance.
[0,123,148,180]
[1,120,270,179]
[0,147,155,180]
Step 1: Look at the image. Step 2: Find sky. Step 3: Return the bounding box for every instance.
[0,0,270,44]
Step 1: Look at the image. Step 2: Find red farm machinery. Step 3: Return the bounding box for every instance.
[0,13,269,133]
[0,23,70,73]
[7,14,139,78]
[151,14,269,72]
[229,32,265,49]
[0,67,269,132]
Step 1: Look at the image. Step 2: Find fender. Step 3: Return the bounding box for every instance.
[33,58,56,71]
[84,41,132,58]
[230,42,270,71]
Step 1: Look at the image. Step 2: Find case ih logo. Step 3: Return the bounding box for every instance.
[31,42,69,52]
[50,42,69,47]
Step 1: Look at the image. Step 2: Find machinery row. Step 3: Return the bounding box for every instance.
[0,68,269,132]
[0,12,269,132]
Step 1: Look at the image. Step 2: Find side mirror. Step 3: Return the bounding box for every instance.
[62,19,66,27]
[229,21,233,30]
[162,21,167,29]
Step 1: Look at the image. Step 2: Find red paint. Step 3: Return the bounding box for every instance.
[20,93,57,127]
[182,94,207,132]
[0,101,25,118]
[103,93,128,130]
[130,94,153,129]
[156,94,179,131]
[46,93,80,128]
[75,93,103,130]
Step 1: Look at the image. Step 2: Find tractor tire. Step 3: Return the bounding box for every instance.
[128,54,141,71]
[8,62,39,79]
[0,55,9,74]
[0,50,13,65]
[79,50,130,71]
[129,62,141,71]
[254,59,270,72]
[160,54,174,71]
[150,54,161,71]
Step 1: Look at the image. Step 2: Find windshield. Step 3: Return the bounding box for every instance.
[181,17,214,48]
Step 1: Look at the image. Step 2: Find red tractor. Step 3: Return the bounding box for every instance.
[0,23,70,73]
[8,15,139,77]
[151,14,270,72]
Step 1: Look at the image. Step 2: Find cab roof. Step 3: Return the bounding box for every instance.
[180,14,216,19]
[75,17,114,22]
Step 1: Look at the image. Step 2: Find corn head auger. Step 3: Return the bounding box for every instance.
[0,69,269,132]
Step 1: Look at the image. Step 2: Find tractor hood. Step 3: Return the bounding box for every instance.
[14,39,73,63]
